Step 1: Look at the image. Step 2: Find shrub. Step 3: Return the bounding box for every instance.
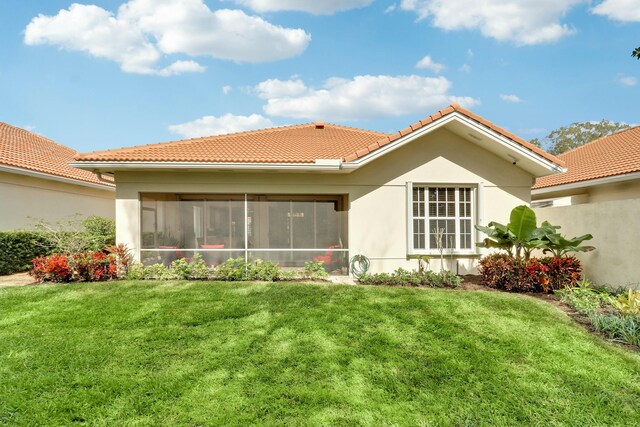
[213,258,247,281]
[358,268,462,288]
[555,279,611,316]
[540,256,582,289]
[32,215,115,254]
[30,251,117,283]
[0,231,51,275]
[247,259,281,281]
[30,254,72,283]
[81,216,116,251]
[72,251,118,282]
[302,261,329,280]
[479,254,581,293]
[611,289,640,316]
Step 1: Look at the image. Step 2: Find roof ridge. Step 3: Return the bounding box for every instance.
[341,103,564,167]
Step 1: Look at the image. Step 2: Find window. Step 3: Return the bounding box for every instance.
[409,185,474,253]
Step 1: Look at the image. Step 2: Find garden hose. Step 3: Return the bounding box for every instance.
[350,254,370,279]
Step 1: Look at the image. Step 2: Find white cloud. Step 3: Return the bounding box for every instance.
[222,85,232,95]
[168,114,274,138]
[617,75,637,86]
[592,0,640,22]
[500,94,523,103]
[459,64,471,72]
[234,0,373,15]
[255,75,479,121]
[157,60,205,76]
[385,4,398,13]
[24,0,310,75]
[415,55,446,73]
[400,0,585,45]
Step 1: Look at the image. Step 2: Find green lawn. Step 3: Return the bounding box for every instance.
[1,282,639,426]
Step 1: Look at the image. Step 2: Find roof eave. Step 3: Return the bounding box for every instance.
[69,160,351,173]
[341,113,566,176]
[0,164,115,191]
[532,171,640,195]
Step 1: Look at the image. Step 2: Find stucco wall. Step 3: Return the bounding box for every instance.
[0,171,115,230]
[115,128,535,273]
[535,200,640,289]
[533,179,640,205]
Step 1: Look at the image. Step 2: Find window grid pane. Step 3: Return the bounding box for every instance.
[411,186,474,252]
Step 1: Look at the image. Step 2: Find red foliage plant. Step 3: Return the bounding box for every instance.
[479,253,581,293]
[30,251,117,283]
[31,254,72,283]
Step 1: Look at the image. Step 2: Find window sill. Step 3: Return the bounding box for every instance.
[407,252,481,259]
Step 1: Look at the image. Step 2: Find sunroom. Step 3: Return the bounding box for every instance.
[140,193,349,273]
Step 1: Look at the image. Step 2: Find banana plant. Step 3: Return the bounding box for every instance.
[476,205,545,260]
[476,205,595,260]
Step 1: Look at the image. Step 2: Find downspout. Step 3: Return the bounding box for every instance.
[93,170,115,185]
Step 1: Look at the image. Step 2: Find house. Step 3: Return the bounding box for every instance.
[532,126,640,288]
[71,104,564,274]
[0,122,115,230]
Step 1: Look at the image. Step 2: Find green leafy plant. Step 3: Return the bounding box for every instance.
[611,289,640,316]
[32,215,116,254]
[590,314,640,346]
[358,268,462,288]
[476,205,594,261]
[302,261,329,279]
[106,243,133,278]
[0,231,51,275]
[247,259,281,281]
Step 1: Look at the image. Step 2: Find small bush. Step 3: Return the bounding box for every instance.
[247,259,281,281]
[81,216,116,251]
[555,279,612,316]
[30,251,117,283]
[302,261,329,280]
[31,254,72,283]
[213,258,247,281]
[72,251,118,282]
[358,268,462,288]
[0,231,51,275]
[479,254,582,293]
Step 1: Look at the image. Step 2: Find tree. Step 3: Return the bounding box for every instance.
[633,47,640,59]
[530,120,630,155]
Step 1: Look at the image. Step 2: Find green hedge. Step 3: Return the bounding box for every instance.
[0,231,51,275]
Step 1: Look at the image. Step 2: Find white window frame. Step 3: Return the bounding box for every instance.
[407,183,477,256]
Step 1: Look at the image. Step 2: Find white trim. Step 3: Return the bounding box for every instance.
[70,161,346,172]
[407,184,478,256]
[406,181,414,256]
[532,171,640,195]
[0,164,114,191]
[341,113,565,174]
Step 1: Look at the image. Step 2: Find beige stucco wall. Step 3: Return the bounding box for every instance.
[534,200,640,289]
[115,128,535,274]
[0,171,115,230]
[533,179,640,204]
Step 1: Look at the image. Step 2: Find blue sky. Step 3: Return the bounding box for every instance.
[0,0,638,153]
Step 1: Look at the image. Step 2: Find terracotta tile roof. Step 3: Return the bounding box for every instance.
[75,123,388,163]
[75,104,563,168]
[533,126,640,189]
[0,122,113,188]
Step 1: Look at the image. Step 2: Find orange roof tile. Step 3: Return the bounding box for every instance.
[0,122,113,188]
[74,104,563,169]
[75,123,388,164]
[533,126,640,189]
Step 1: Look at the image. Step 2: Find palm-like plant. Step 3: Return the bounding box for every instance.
[633,47,640,59]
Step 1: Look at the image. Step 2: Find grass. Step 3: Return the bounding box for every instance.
[1,281,639,426]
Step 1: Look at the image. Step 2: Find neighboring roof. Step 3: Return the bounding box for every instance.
[533,126,640,190]
[74,104,563,169]
[0,122,113,188]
